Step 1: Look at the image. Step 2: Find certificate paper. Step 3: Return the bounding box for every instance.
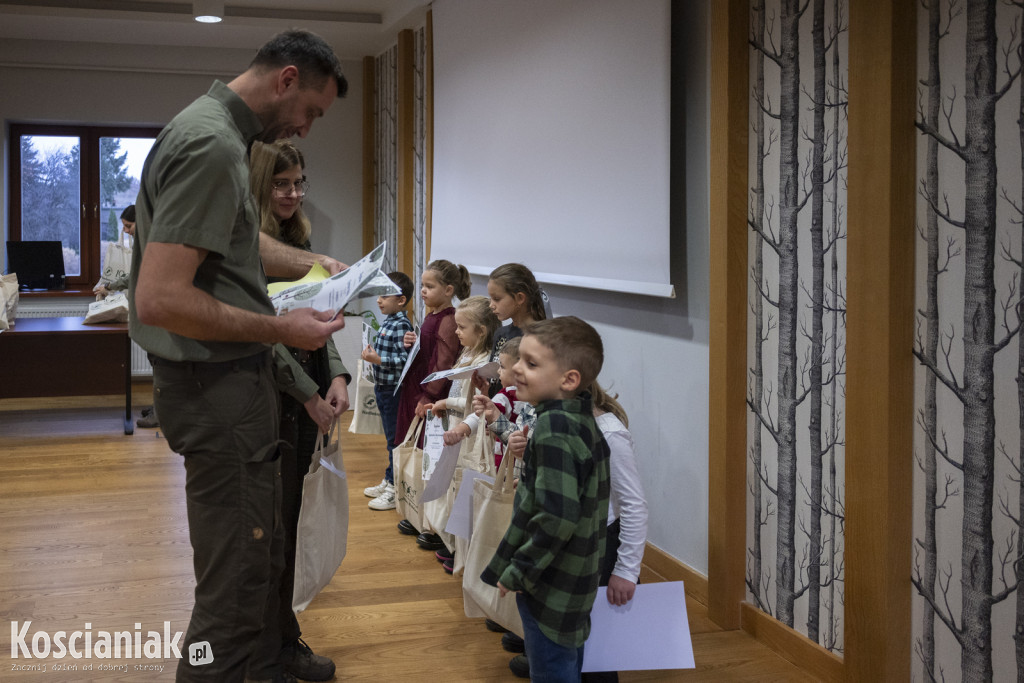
[445,469,494,540]
[421,440,461,502]
[421,415,447,481]
[581,581,695,672]
[421,360,500,384]
[270,242,399,318]
[394,333,420,395]
[361,322,377,383]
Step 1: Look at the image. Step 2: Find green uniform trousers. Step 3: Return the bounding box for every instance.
[152,350,284,683]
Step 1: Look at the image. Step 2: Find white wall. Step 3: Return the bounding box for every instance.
[0,39,364,269]
[452,0,711,574]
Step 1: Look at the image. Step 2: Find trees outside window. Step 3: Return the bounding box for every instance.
[8,124,160,288]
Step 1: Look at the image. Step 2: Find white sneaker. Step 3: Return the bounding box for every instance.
[364,478,389,498]
[368,484,396,511]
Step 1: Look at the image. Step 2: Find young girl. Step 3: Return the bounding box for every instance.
[484,263,548,397]
[428,296,500,444]
[394,259,471,538]
[505,382,649,681]
[424,296,499,570]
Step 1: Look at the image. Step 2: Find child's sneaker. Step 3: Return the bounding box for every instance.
[363,478,389,498]
[368,484,396,510]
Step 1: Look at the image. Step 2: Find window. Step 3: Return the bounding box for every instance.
[8,124,161,289]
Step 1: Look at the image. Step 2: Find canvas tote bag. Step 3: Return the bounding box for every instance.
[461,449,524,636]
[97,228,132,290]
[424,416,489,551]
[449,418,496,575]
[393,416,427,532]
[348,359,385,435]
[293,420,350,612]
[84,291,129,324]
[0,273,19,331]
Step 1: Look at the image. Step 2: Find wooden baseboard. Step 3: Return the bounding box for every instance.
[640,544,842,680]
[639,542,709,606]
[740,602,843,682]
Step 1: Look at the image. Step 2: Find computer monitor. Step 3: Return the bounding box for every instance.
[5,240,66,290]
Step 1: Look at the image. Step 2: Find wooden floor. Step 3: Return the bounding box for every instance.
[0,386,817,682]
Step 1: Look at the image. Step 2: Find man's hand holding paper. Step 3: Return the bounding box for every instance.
[278,307,345,351]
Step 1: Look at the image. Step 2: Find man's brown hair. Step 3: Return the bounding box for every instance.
[523,316,603,392]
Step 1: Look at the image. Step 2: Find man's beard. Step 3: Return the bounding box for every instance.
[256,103,290,142]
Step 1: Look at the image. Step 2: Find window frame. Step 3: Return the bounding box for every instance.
[8,123,162,291]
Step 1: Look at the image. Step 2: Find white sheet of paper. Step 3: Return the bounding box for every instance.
[361,322,377,383]
[444,469,494,540]
[421,415,447,481]
[421,440,461,502]
[581,581,695,672]
[394,334,420,395]
[421,360,500,384]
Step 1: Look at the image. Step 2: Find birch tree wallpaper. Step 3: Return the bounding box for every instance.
[912,1,1024,680]
[746,0,848,653]
[374,44,398,276]
[374,33,427,323]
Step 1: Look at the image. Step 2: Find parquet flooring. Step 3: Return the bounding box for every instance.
[0,386,817,681]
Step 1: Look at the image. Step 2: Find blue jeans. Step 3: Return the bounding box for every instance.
[375,385,400,484]
[516,593,584,683]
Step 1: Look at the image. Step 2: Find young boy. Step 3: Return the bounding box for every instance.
[480,316,611,682]
[361,271,415,510]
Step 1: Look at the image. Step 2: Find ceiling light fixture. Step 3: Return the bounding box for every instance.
[193,0,224,23]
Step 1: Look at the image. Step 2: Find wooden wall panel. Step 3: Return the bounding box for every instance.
[844,2,916,680]
[396,29,415,277]
[362,56,375,255]
[707,0,750,631]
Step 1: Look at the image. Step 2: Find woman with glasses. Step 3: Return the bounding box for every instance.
[248,139,349,683]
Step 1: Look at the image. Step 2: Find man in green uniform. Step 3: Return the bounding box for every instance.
[128,30,347,683]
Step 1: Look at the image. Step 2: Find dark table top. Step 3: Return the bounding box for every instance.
[1,316,128,336]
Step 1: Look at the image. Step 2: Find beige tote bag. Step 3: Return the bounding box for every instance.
[461,450,523,636]
[293,420,349,612]
[393,416,427,532]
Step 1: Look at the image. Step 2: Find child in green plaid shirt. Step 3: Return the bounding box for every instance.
[481,316,610,683]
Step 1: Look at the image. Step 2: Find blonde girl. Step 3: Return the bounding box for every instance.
[588,382,647,604]
[423,296,499,569]
[428,296,501,445]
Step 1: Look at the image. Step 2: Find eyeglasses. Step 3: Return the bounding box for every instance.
[271,179,309,197]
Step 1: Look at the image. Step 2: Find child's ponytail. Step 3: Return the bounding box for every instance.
[590,381,629,428]
[454,264,472,300]
[427,259,473,301]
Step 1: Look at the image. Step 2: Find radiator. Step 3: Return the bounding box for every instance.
[15,301,153,377]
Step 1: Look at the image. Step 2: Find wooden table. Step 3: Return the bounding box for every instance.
[0,316,133,434]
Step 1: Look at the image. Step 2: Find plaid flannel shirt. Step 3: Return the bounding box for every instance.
[480,393,610,648]
[373,312,413,386]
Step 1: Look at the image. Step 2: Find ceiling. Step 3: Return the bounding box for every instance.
[0,0,430,59]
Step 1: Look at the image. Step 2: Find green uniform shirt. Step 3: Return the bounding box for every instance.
[481,393,611,648]
[128,81,271,362]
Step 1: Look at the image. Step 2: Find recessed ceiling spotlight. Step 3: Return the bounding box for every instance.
[193,0,224,23]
